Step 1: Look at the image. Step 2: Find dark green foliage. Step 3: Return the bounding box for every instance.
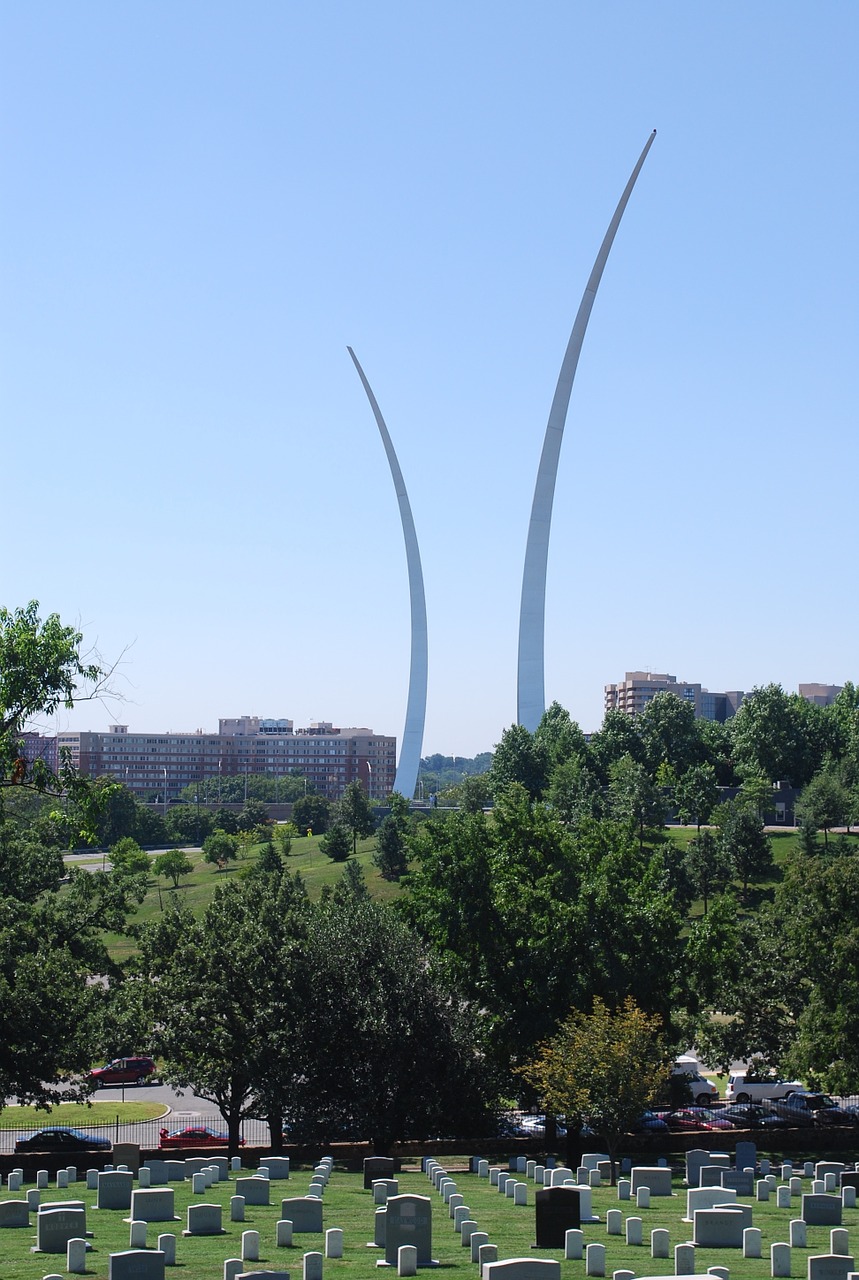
[608,754,665,851]
[320,820,352,861]
[720,804,773,898]
[489,723,549,799]
[401,788,683,1079]
[683,829,732,913]
[201,828,239,869]
[290,895,495,1153]
[374,813,410,880]
[153,848,193,888]
[674,762,720,832]
[292,793,330,835]
[333,780,375,855]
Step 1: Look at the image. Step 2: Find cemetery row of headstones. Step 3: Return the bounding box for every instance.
[0,1152,344,1280]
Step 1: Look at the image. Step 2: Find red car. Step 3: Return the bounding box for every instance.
[667,1107,734,1131]
[90,1056,156,1086]
[159,1125,245,1148]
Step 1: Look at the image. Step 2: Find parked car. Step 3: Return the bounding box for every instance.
[725,1073,803,1104]
[15,1126,111,1152]
[667,1107,735,1131]
[89,1055,156,1086]
[510,1114,569,1138]
[628,1110,670,1134]
[720,1102,792,1129]
[766,1092,852,1126]
[159,1125,245,1148]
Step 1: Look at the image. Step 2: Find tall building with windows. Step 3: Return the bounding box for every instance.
[57,718,396,802]
[604,672,744,722]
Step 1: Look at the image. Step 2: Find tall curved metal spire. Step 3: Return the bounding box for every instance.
[517,130,656,731]
[348,347,427,800]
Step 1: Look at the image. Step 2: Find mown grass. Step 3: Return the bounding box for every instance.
[103,834,397,961]
[2,1160,856,1280]
[0,1103,165,1130]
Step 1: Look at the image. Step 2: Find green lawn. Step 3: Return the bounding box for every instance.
[0,1103,165,1130]
[1,1160,854,1280]
[104,835,400,960]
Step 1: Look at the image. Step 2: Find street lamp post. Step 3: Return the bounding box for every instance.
[162,767,168,817]
[366,761,373,801]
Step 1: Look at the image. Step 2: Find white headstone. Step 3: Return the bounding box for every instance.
[242,1229,260,1261]
[771,1244,791,1278]
[652,1228,670,1258]
[129,1220,147,1248]
[746,1227,763,1258]
[792,1220,808,1247]
[586,1243,606,1276]
[566,1229,584,1259]
[67,1238,87,1274]
[607,1210,622,1235]
[277,1219,293,1247]
[157,1233,176,1265]
[676,1242,696,1274]
[231,1196,245,1221]
[326,1227,343,1258]
[627,1217,643,1246]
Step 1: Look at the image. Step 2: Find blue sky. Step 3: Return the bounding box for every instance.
[3,2,856,758]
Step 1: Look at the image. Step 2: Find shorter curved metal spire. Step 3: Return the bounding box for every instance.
[348,347,427,801]
[517,130,656,732]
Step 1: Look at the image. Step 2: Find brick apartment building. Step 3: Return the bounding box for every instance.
[57,716,396,803]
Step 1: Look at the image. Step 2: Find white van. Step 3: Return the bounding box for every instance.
[725,1073,803,1103]
[671,1056,720,1105]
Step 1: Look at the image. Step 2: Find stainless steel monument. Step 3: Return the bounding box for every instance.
[348,347,427,801]
[517,130,656,731]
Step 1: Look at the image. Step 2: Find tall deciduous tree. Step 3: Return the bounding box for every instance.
[608,754,664,851]
[721,806,772,899]
[291,895,495,1154]
[150,867,309,1155]
[489,724,549,799]
[674,763,720,834]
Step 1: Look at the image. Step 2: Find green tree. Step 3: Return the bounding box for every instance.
[545,755,604,825]
[519,996,670,1179]
[319,820,352,861]
[291,894,495,1153]
[683,829,732,913]
[534,702,588,770]
[796,765,851,850]
[489,723,549,799]
[731,684,831,787]
[589,709,645,782]
[109,837,151,878]
[153,848,194,889]
[201,828,239,870]
[292,793,330,835]
[373,795,411,881]
[148,869,309,1155]
[237,799,271,832]
[721,805,772,899]
[608,754,664,851]
[637,692,701,776]
[334,780,375,856]
[674,762,720,833]
[0,601,106,795]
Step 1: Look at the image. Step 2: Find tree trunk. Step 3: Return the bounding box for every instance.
[267,1110,284,1155]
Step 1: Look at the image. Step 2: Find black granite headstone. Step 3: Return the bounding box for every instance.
[363,1157,397,1190]
[840,1172,859,1192]
[535,1186,581,1248]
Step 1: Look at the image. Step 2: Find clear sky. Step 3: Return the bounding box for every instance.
[3,2,856,758]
